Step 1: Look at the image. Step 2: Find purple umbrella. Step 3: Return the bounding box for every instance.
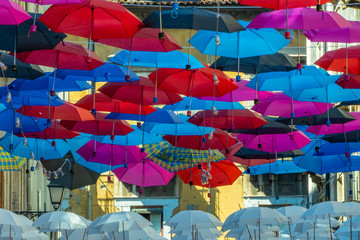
[0,0,31,25]
[76,140,139,167]
[113,158,175,188]
[197,79,274,102]
[236,131,311,153]
[307,112,360,135]
[252,92,332,118]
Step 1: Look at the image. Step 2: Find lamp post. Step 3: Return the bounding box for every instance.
[47,184,65,211]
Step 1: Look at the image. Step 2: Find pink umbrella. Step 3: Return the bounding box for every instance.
[252,92,332,118]
[236,131,311,153]
[76,140,140,167]
[0,0,31,25]
[306,112,360,135]
[113,157,175,188]
[197,79,274,102]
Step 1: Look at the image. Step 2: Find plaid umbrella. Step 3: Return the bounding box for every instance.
[145,142,225,172]
[0,146,26,171]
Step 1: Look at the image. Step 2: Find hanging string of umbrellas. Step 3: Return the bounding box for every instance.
[0,0,360,197]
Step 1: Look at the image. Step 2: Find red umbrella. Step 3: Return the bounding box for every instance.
[148,66,238,97]
[18,121,80,139]
[99,77,183,105]
[60,112,134,136]
[237,0,331,10]
[14,41,104,71]
[17,102,95,121]
[38,0,144,39]
[163,128,238,151]
[75,93,157,115]
[95,27,182,52]
[177,160,242,188]
[315,45,360,74]
[336,74,360,89]
[188,109,267,130]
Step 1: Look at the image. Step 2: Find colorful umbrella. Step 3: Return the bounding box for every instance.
[234,146,304,160]
[252,92,332,118]
[113,157,175,187]
[39,0,144,39]
[106,109,183,124]
[75,93,156,115]
[236,131,311,153]
[237,0,331,9]
[163,128,238,151]
[177,160,242,188]
[95,27,182,52]
[99,77,183,106]
[18,102,95,121]
[0,146,26,171]
[0,0,31,25]
[148,66,238,97]
[245,160,306,175]
[188,109,267,129]
[336,73,360,89]
[0,90,64,106]
[322,130,360,143]
[20,121,80,139]
[145,142,226,172]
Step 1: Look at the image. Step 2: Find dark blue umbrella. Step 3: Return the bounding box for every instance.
[54,63,139,82]
[0,88,64,106]
[8,75,93,92]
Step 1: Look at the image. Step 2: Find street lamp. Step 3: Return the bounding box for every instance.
[47,184,65,211]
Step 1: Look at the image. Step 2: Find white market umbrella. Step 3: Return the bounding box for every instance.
[60,228,110,240]
[0,209,33,238]
[225,225,278,240]
[277,206,307,224]
[0,229,49,240]
[112,226,166,240]
[171,227,222,240]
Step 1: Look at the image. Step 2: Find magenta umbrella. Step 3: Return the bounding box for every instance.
[0,0,31,25]
[197,79,274,102]
[236,131,311,153]
[113,157,175,188]
[306,112,360,135]
[252,92,332,118]
[76,140,140,167]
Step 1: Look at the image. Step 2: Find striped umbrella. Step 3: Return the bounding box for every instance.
[0,146,26,171]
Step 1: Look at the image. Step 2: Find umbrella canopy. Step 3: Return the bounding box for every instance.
[198,79,274,102]
[106,109,183,124]
[301,201,356,219]
[245,160,306,175]
[336,73,360,89]
[0,146,27,171]
[177,160,242,188]
[14,41,104,70]
[95,27,182,52]
[19,0,84,4]
[60,112,134,136]
[145,142,226,172]
[42,157,100,190]
[110,50,204,70]
[111,226,166,240]
[0,133,70,160]
[54,63,139,82]
[211,53,298,74]
[277,206,307,224]
[0,0,31,25]
[39,0,144,39]
[163,128,238,151]
[0,229,49,240]
[148,66,238,97]
[237,131,311,153]
[99,77,183,106]
[165,210,222,230]
[190,20,290,58]
[143,7,244,32]
[315,45,360,74]
[113,157,175,187]
[162,97,245,111]
[252,92,332,118]
[75,93,156,115]
[234,146,304,160]
[33,211,91,231]
[0,91,64,107]
[322,129,360,143]
[0,51,44,79]
[237,0,331,9]
[247,7,351,30]
[20,124,79,140]
[188,109,267,129]
[0,209,33,235]
[18,102,95,121]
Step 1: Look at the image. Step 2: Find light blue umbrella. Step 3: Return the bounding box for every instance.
[110,50,204,70]
[162,97,245,111]
[0,133,69,160]
[66,134,118,174]
[54,63,140,82]
[245,160,306,175]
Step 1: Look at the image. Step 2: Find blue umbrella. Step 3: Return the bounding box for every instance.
[110,50,204,70]
[162,97,245,111]
[66,134,118,174]
[0,133,69,160]
[8,75,93,92]
[317,142,360,156]
[245,160,306,175]
[0,108,48,134]
[54,63,140,82]
[0,88,64,106]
